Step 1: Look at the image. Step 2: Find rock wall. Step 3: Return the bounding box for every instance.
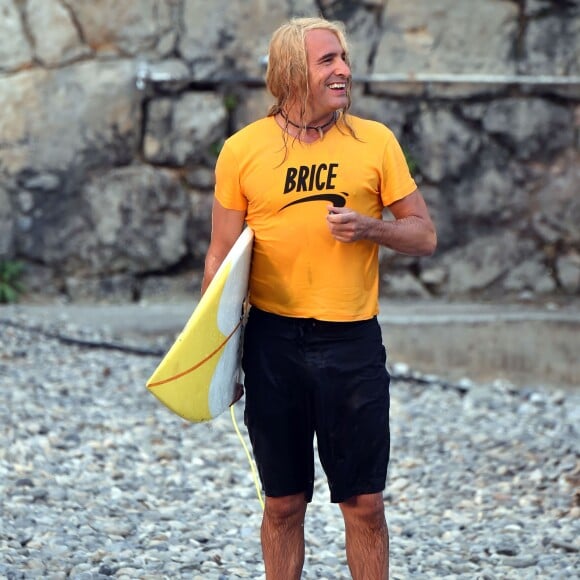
[0,0,578,302]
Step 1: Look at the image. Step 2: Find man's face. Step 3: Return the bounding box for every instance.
[304,29,351,121]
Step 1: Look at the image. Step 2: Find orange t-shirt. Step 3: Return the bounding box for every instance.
[215,114,416,321]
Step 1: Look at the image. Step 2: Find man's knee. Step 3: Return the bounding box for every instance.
[264,493,307,523]
[340,493,386,526]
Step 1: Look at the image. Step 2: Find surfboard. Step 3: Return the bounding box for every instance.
[146,227,254,422]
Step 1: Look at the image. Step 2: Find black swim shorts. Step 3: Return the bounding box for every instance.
[242,307,390,504]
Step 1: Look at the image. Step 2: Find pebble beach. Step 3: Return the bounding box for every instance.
[1,311,579,579]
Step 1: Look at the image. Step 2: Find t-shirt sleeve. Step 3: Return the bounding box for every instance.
[380,130,417,207]
[214,142,248,212]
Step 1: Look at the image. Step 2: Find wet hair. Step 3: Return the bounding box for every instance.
[265,17,355,138]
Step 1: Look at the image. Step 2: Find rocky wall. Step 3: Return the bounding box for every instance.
[0,0,578,302]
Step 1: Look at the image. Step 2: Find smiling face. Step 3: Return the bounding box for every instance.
[304,28,351,123]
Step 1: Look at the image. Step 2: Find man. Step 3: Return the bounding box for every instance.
[201,17,436,580]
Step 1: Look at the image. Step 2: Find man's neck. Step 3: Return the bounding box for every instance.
[277,110,337,141]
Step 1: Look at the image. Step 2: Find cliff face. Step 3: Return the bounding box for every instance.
[1,0,579,301]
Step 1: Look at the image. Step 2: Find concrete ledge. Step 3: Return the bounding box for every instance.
[378,303,580,390]
[2,300,579,390]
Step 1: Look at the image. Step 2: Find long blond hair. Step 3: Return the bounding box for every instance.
[265,17,355,138]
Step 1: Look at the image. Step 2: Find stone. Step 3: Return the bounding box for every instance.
[0,0,33,71]
[185,167,215,191]
[72,0,175,58]
[180,0,317,79]
[453,158,523,221]
[0,60,139,177]
[374,0,518,75]
[381,272,430,298]
[64,274,137,303]
[438,231,521,294]
[420,266,446,288]
[16,166,190,278]
[414,106,481,182]
[480,98,574,161]
[502,555,538,568]
[350,90,411,138]
[556,253,580,294]
[523,10,580,76]
[532,154,580,248]
[144,93,227,165]
[25,0,90,66]
[503,257,557,294]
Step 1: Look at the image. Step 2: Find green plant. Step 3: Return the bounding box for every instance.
[224,94,238,112]
[209,138,225,158]
[0,260,25,304]
[402,146,419,177]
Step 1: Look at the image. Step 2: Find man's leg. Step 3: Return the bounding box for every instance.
[261,493,308,580]
[339,492,389,580]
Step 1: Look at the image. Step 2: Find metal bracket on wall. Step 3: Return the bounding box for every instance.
[135,60,580,91]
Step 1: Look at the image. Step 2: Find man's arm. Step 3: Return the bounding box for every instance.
[201,198,246,295]
[326,189,437,256]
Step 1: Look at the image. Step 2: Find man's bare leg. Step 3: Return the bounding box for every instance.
[339,492,389,580]
[261,493,308,580]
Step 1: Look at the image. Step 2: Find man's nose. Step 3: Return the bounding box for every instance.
[337,59,351,77]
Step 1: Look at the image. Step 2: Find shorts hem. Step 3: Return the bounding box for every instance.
[264,487,314,503]
[330,482,386,504]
